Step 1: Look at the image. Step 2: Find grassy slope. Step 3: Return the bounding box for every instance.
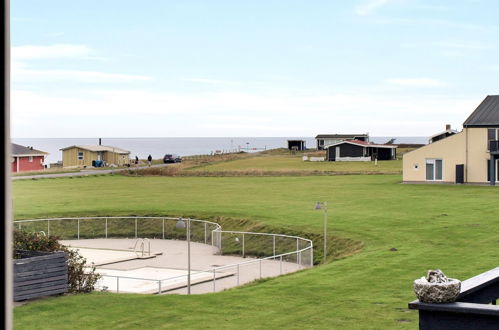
[187,155,402,174]
[13,175,499,329]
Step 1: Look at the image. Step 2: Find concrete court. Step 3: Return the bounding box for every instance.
[61,238,304,294]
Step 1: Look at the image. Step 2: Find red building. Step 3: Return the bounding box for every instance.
[11,143,49,173]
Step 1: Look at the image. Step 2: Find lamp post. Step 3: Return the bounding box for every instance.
[314,201,328,263]
[176,217,191,294]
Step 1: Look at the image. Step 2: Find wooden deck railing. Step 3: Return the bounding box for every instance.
[409,267,499,329]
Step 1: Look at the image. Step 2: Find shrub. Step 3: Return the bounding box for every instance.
[13,229,101,293]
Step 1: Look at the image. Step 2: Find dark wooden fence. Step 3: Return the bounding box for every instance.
[409,267,499,329]
[14,250,68,301]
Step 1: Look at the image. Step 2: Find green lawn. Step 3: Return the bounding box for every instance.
[12,175,499,329]
[186,155,402,174]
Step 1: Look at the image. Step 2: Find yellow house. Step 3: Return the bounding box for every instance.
[60,145,130,168]
[403,95,499,185]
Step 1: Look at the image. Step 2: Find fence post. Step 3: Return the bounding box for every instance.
[18,223,21,230]
[310,247,314,267]
[162,218,165,240]
[204,223,207,244]
[242,233,245,258]
[117,277,120,293]
[77,218,80,240]
[135,218,138,238]
[237,264,240,286]
[298,251,302,268]
[213,269,216,292]
[211,230,214,247]
[280,255,283,274]
[47,220,50,236]
[273,235,276,256]
[105,217,108,238]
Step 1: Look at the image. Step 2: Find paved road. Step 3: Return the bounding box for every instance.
[12,163,171,180]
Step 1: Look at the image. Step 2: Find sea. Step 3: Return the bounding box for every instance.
[12,136,428,165]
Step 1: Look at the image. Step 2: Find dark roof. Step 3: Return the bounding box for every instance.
[315,134,368,139]
[463,95,499,127]
[12,143,48,156]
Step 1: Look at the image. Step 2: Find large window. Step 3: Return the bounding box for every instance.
[487,128,499,150]
[426,159,443,181]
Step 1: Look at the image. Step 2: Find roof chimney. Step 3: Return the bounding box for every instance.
[446,124,451,131]
[99,138,102,146]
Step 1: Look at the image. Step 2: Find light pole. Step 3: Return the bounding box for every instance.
[111,146,115,175]
[176,217,191,294]
[314,201,328,263]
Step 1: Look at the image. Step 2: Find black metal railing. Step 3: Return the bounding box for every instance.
[489,140,499,152]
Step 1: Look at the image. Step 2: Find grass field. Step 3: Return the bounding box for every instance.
[12,174,499,329]
[186,155,402,174]
[134,148,414,176]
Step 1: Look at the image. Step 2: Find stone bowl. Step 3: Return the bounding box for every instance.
[413,278,461,303]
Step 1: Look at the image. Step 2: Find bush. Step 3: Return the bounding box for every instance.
[13,229,101,293]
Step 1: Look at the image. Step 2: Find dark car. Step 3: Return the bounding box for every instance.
[163,154,182,163]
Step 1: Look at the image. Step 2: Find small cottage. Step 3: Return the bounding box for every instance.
[60,145,130,168]
[11,144,49,172]
[324,140,397,161]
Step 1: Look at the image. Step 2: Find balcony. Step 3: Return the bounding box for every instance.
[489,140,499,153]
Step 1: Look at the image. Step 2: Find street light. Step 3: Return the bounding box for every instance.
[176,217,191,294]
[314,201,328,263]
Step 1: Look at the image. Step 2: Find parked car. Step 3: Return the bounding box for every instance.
[163,154,182,163]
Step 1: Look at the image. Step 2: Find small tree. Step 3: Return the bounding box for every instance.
[13,229,101,293]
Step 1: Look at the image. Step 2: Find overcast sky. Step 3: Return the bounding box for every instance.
[11,0,499,138]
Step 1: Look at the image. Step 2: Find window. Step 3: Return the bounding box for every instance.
[487,128,499,150]
[78,152,84,160]
[426,159,443,181]
[28,156,33,162]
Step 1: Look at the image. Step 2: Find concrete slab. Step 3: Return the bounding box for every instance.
[95,267,234,294]
[67,247,160,266]
[61,238,303,294]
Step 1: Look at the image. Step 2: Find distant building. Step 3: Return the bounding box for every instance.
[11,143,48,173]
[60,145,130,168]
[403,95,499,185]
[287,140,306,151]
[428,124,458,144]
[315,134,369,150]
[324,140,397,161]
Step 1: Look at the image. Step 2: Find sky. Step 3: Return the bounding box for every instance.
[10,0,499,138]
